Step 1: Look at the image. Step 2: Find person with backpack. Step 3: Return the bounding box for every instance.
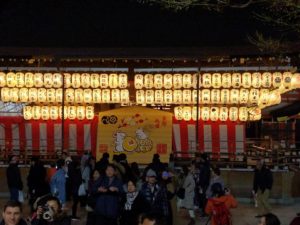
[205,183,237,225]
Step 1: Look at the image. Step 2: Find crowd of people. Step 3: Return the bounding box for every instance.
[2,151,298,225]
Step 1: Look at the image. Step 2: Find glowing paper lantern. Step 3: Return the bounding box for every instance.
[65,89,75,103]
[212,73,222,88]
[32,106,41,120]
[134,74,144,89]
[249,89,260,105]
[210,107,219,121]
[109,73,118,88]
[24,72,34,87]
[232,73,241,88]
[173,73,183,89]
[230,89,239,104]
[86,106,94,120]
[221,73,231,88]
[1,88,10,102]
[154,90,164,104]
[154,74,163,89]
[119,73,128,88]
[81,73,91,88]
[55,89,63,103]
[183,106,192,121]
[46,88,56,102]
[0,72,6,87]
[68,106,77,120]
[259,89,269,106]
[38,88,47,102]
[252,72,261,88]
[53,73,63,88]
[164,74,173,89]
[100,73,109,88]
[192,90,200,104]
[16,72,25,87]
[261,72,272,88]
[211,89,220,104]
[136,90,145,104]
[93,89,101,103]
[34,73,44,87]
[120,89,129,103]
[272,72,282,88]
[291,73,300,89]
[201,107,210,121]
[182,90,192,104]
[183,74,192,88]
[202,89,211,104]
[23,106,32,120]
[75,89,84,103]
[192,73,201,89]
[10,88,19,102]
[268,90,281,105]
[202,73,212,88]
[248,107,262,121]
[111,89,121,103]
[64,73,72,88]
[83,89,93,103]
[28,88,38,102]
[50,106,59,120]
[242,72,252,88]
[229,107,238,121]
[219,107,228,121]
[59,106,68,119]
[220,89,230,104]
[102,89,110,103]
[41,106,50,120]
[72,73,81,88]
[173,90,182,104]
[239,107,248,121]
[44,73,53,88]
[144,74,154,89]
[192,106,200,121]
[19,88,29,102]
[164,90,173,104]
[282,72,293,89]
[6,72,17,87]
[145,90,154,104]
[239,88,249,104]
[174,106,184,120]
[90,73,100,88]
[77,106,85,120]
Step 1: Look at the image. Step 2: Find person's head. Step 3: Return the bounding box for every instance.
[152,154,160,163]
[211,167,221,177]
[2,201,22,225]
[127,180,137,193]
[211,182,225,197]
[258,213,281,225]
[256,158,265,170]
[9,155,19,165]
[105,164,116,178]
[119,153,127,162]
[102,152,109,160]
[31,157,39,166]
[161,171,170,181]
[56,159,65,169]
[140,212,166,225]
[61,151,68,160]
[146,169,157,184]
[41,196,62,221]
[92,169,101,181]
[112,154,120,162]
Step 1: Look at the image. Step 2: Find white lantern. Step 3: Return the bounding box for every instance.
[72,73,81,88]
[75,89,84,103]
[154,74,163,89]
[90,73,100,88]
[272,72,282,88]
[102,89,110,103]
[10,88,19,102]
[173,73,182,89]
[93,89,101,103]
[86,106,94,120]
[201,107,210,121]
[219,107,228,121]
[220,89,230,104]
[261,72,272,88]
[1,87,10,102]
[23,106,32,120]
[211,89,220,104]
[65,89,75,103]
[183,74,192,88]
[229,107,239,121]
[119,73,128,88]
[109,73,118,88]
[41,106,50,120]
[259,89,269,106]
[239,107,248,121]
[145,90,154,104]
[239,88,249,104]
[248,107,262,121]
[16,72,25,87]
[192,90,200,104]
[32,106,41,120]
[44,73,53,88]
[242,72,252,88]
[202,73,212,88]
[53,73,63,88]
[81,73,91,88]
[182,90,192,104]
[232,73,242,88]
[183,106,192,121]
[230,89,239,104]
[164,90,173,104]
[282,72,293,89]
[28,88,38,102]
[249,89,260,105]
[83,89,93,103]
[55,89,63,103]
[77,106,85,120]
[64,73,72,88]
[100,73,109,88]
[134,74,144,89]
[252,72,261,88]
[19,88,29,102]
[111,89,121,103]
[210,107,219,121]
[221,73,231,88]
[192,73,201,89]
[59,106,68,119]
[37,88,47,102]
[34,73,44,87]
[136,90,145,104]
[268,90,281,105]
[68,106,77,120]
[212,73,222,88]
[291,73,300,89]
[174,106,184,120]
[6,72,17,87]
[173,90,182,104]
[24,72,34,87]
[192,107,200,121]
[0,72,6,87]
[47,88,56,102]
[154,90,164,104]
[120,89,130,103]
[202,89,211,104]
[164,74,173,89]
[144,74,154,89]
[49,106,59,120]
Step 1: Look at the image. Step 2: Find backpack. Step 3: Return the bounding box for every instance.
[210,199,232,225]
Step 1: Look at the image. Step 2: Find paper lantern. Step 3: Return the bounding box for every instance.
[261,72,272,88]
[192,73,201,89]
[154,74,163,89]
[32,106,41,120]
[211,89,220,104]
[164,90,173,104]
[192,106,200,121]
[10,88,19,102]
[136,90,145,104]
[239,89,249,104]
[174,106,184,120]
[268,90,281,105]
[81,73,91,88]
[164,74,173,89]
[120,89,129,103]
[202,73,212,88]
[86,106,94,120]
[239,107,248,121]
[16,72,25,87]
[145,90,154,104]
[6,72,17,87]
[248,107,262,121]
[252,72,261,88]
[229,107,238,121]
[93,89,101,103]
[0,72,6,87]
[75,89,84,103]
[41,106,50,120]
[119,73,128,88]
[23,106,32,120]
[19,88,29,102]
[111,89,121,103]
[68,106,77,120]
[34,73,44,88]
[291,73,300,89]
[28,88,38,102]
[201,107,210,121]
[173,90,182,104]
[37,88,47,102]
[210,107,219,121]
[154,90,164,104]
[183,74,192,88]
[182,90,192,104]
[77,106,85,120]
[271,72,282,88]
[59,106,68,119]
[219,107,228,121]
[55,89,63,103]
[46,88,56,102]
[109,73,118,88]
[83,89,93,103]
[230,89,239,104]
[144,74,154,89]
[64,73,72,88]
[173,73,183,89]
[44,73,53,88]
[134,74,144,89]
[220,89,230,104]
[90,73,100,88]
[212,73,222,88]
[282,72,293,89]
[202,89,211,104]
[24,72,34,87]
[259,89,269,106]
[65,89,75,103]
[102,89,110,103]
[53,73,63,88]
[183,106,192,121]
[249,89,260,105]
[72,73,81,88]
[192,90,200,104]
[242,72,252,88]
[221,73,231,88]
[1,87,10,102]
[100,73,109,88]
[232,73,242,88]
[49,106,59,120]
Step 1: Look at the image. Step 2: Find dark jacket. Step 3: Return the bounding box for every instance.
[69,166,82,195]
[6,163,23,190]
[0,218,27,225]
[31,216,71,225]
[27,163,50,197]
[253,166,273,193]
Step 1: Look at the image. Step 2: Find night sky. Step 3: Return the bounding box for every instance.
[0,0,274,48]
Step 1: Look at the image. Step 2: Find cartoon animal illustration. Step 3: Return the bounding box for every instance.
[114,131,126,152]
[136,128,148,140]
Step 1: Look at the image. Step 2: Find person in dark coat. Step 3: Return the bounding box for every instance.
[120,180,151,225]
[6,156,23,201]
[95,153,109,176]
[69,160,82,219]
[0,201,27,225]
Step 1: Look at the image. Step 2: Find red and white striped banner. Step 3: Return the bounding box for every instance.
[172,118,245,159]
[0,116,98,156]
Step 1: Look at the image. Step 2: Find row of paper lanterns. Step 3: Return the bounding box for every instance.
[136,89,280,107]
[1,88,130,103]
[174,106,261,121]
[0,72,128,89]
[134,72,299,89]
[23,105,94,120]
